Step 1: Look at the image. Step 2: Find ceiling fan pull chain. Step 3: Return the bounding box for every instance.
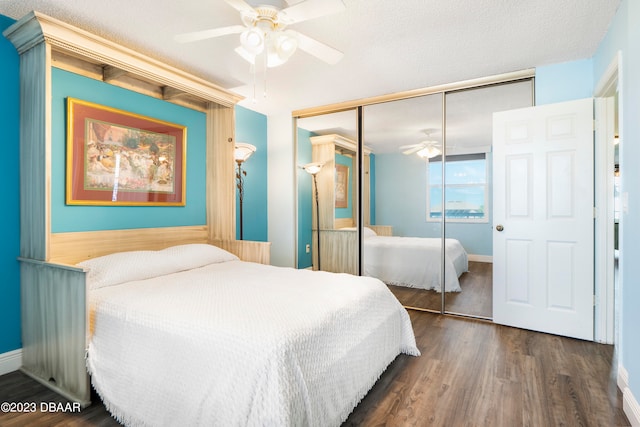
[263,51,268,99]
[251,62,257,104]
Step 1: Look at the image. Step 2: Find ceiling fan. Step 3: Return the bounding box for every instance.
[175,0,345,68]
[399,131,442,159]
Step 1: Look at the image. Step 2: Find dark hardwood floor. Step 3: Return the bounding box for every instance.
[0,311,629,427]
[344,311,629,427]
[0,372,119,427]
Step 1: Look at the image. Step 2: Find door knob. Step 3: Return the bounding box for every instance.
[496,224,504,232]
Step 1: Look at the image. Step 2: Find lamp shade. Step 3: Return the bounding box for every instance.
[302,162,323,175]
[235,142,257,163]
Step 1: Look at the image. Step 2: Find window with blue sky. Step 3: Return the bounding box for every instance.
[427,154,488,222]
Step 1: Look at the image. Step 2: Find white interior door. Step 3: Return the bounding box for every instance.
[493,98,594,341]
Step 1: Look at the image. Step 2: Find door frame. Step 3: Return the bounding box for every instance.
[594,51,621,344]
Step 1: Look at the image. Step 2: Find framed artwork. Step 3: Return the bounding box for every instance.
[66,98,186,206]
[335,164,349,208]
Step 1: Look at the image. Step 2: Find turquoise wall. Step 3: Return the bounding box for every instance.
[535,58,594,105]
[0,15,21,355]
[375,152,440,236]
[51,68,207,232]
[235,106,268,242]
[369,154,376,224]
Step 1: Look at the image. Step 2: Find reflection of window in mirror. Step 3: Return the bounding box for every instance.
[426,153,489,223]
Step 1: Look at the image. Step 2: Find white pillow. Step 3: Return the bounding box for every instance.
[364,227,378,238]
[161,243,239,266]
[339,227,377,238]
[78,243,238,289]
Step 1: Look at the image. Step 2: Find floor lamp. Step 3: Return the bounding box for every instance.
[235,142,256,240]
[303,162,323,270]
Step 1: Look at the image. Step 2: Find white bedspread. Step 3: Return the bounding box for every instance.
[364,236,468,292]
[87,260,419,427]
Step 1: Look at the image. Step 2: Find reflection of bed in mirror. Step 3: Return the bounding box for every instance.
[349,227,468,292]
[321,225,468,292]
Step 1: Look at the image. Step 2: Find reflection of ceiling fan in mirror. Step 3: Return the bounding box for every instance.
[174,0,345,68]
[399,131,442,159]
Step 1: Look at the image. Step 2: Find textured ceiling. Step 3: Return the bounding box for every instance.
[0,0,621,116]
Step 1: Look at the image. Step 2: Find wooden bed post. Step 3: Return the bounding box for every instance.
[207,104,236,242]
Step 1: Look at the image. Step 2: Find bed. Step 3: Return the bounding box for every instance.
[79,243,420,427]
[341,227,468,292]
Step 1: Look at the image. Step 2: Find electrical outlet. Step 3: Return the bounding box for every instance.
[305,244,310,253]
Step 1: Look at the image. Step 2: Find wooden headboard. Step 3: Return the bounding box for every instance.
[49,226,209,265]
[334,218,355,229]
[49,225,271,266]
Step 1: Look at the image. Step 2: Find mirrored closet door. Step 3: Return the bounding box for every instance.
[362,94,444,312]
[295,73,534,321]
[442,81,534,318]
[296,109,360,274]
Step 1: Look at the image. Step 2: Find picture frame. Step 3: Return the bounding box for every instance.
[66,98,186,206]
[335,164,349,208]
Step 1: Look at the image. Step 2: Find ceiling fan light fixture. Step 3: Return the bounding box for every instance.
[416,145,441,159]
[174,0,346,103]
[266,31,298,67]
[240,27,265,55]
[276,30,298,55]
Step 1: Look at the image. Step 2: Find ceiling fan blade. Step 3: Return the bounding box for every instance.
[175,25,245,43]
[292,30,343,64]
[399,143,421,150]
[402,146,423,155]
[280,0,345,24]
[224,0,256,15]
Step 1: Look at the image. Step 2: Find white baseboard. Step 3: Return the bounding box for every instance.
[619,364,640,426]
[624,387,640,427]
[468,254,493,263]
[0,349,22,376]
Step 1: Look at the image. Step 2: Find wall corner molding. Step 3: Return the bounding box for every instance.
[0,349,22,376]
[618,364,640,426]
[619,364,630,391]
